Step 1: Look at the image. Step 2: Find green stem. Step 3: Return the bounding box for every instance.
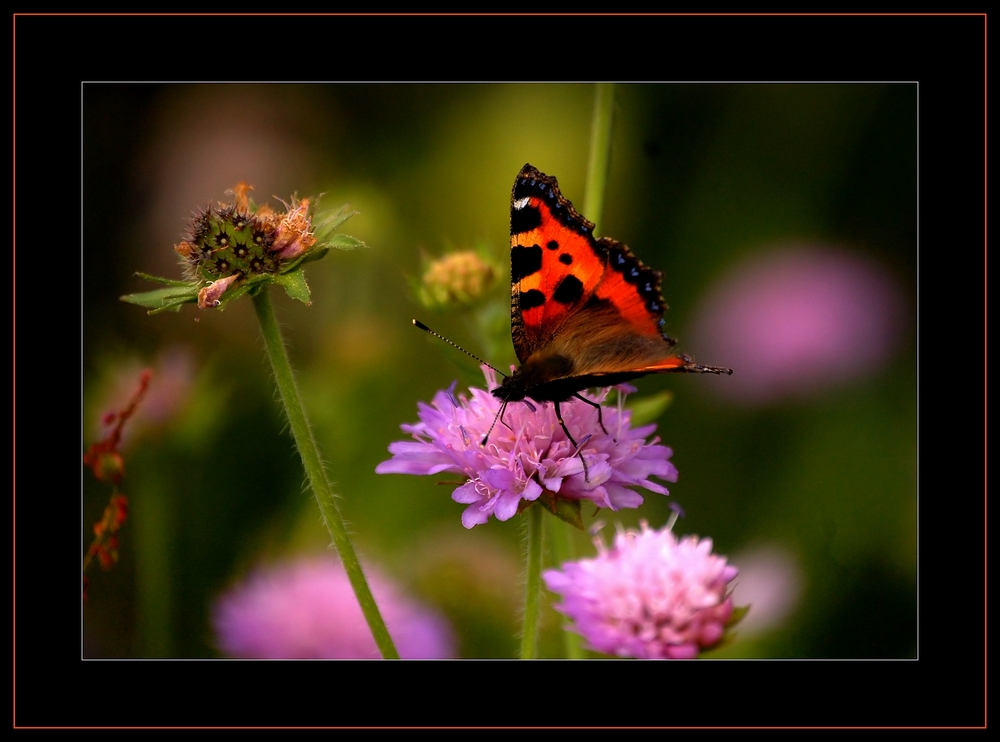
[535,81,617,660]
[583,83,616,232]
[519,503,544,659]
[132,474,173,657]
[251,287,399,659]
[547,515,584,659]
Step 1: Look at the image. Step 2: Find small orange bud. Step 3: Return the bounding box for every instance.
[110,494,129,530]
[174,241,199,260]
[197,274,239,309]
[231,181,254,212]
[97,537,119,569]
[85,448,125,484]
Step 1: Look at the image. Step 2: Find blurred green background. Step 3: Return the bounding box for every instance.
[83,83,915,658]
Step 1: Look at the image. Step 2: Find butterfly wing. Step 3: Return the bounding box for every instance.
[510,164,729,385]
[510,164,607,364]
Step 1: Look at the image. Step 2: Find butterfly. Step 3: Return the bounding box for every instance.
[490,164,732,455]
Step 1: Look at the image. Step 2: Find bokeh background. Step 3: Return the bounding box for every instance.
[82,83,916,658]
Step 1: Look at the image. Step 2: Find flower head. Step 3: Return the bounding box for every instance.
[212,557,455,659]
[176,188,320,298]
[122,184,366,315]
[376,367,678,528]
[418,249,498,308]
[543,522,739,659]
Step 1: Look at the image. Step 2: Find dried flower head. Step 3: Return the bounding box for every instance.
[122,184,366,314]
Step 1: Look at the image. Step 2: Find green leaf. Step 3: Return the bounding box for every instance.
[147,299,192,315]
[281,247,330,275]
[538,494,584,530]
[327,233,367,251]
[728,603,751,628]
[213,282,254,310]
[704,604,752,655]
[120,285,199,310]
[133,272,193,287]
[272,270,312,305]
[313,203,359,240]
[626,390,674,427]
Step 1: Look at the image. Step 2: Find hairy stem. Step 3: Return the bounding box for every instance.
[519,503,544,659]
[252,287,399,659]
[542,81,617,659]
[548,516,584,658]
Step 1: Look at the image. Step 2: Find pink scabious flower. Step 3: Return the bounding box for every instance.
[212,557,455,659]
[689,245,907,405]
[376,367,679,529]
[543,522,739,659]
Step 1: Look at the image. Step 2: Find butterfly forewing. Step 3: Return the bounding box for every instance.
[490,162,730,461]
[509,163,714,385]
[510,165,608,363]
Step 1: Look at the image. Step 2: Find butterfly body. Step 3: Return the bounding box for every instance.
[494,164,731,418]
[493,352,661,407]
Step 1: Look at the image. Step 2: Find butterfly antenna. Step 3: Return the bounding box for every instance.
[480,399,507,447]
[412,319,507,378]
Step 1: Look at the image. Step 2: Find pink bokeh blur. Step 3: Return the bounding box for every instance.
[213,557,456,659]
[689,245,908,405]
[728,544,803,636]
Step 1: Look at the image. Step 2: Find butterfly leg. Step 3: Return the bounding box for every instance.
[572,392,609,436]
[555,401,591,483]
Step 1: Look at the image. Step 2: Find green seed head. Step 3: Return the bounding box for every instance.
[176,197,281,283]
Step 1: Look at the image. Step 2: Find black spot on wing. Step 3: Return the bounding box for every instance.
[558,253,573,265]
[552,274,584,305]
[511,204,542,234]
[520,289,546,310]
[546,240,559,250]
[511,244,543,282]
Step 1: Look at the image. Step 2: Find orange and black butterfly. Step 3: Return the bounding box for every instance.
[491,163,731,447]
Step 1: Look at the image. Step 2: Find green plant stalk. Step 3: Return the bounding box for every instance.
[252,287,399,659]
[133,473,173,658]
[539,81,617,659]
[547,515,584,659]
[583,82,616,231]
[519,503,544,659]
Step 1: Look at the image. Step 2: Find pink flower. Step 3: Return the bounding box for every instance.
[543,522,739,659]
[212,557,455,659]
[689,245,907,405]
[376,367,678,528]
